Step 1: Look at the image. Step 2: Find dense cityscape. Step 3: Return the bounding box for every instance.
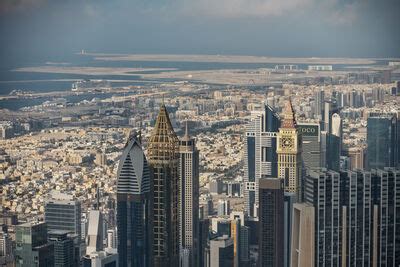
[0,56,399,267]
[1,0,400,266]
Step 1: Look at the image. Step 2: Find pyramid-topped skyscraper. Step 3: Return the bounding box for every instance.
[148,104,180,267]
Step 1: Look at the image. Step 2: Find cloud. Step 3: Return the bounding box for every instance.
[0,0,47,14]
[180,0,315,18]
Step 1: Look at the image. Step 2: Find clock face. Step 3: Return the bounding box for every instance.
[281,136,294,149]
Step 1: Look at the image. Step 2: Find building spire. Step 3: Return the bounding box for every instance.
[281,99,296,128]
[148,104,179,161]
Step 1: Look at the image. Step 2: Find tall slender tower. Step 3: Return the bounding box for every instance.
[148,104,180,267]
[179,123,200,267]
[258,178,284,267]
[277,100,302,200]
[244,104,280,217]
[116,132,153,267]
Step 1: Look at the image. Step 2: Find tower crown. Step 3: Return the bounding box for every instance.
[148,104,179,161]
[281,100,297,129]
[182,121,190,141]
[117,134,150,195]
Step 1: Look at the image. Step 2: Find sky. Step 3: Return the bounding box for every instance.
[0,0,399,66]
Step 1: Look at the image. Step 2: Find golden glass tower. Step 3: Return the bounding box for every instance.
[148,104,179,267]
[277,100,302,200]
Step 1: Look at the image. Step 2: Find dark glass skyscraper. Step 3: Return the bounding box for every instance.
[116,132,153,267]
[48,231,74,267]
[367,113,398,169]
[258,178,284,267]
[148,104,180,267]
[304,168,400,266]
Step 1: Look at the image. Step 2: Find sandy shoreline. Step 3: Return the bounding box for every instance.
[89,53,380,65]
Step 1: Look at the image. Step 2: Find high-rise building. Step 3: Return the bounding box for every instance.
[116,131,153,267]
[328,113,342,171]
[45,191,82,240]
[314,90,325,120]
[244,104,280,217]
[283,192,296,267]
[148,104,180,267]
[15,222,54,267]
[82,251,118,267]
[0,229,13,265]
[48,230,74,267]
[367,113,398,169]
[346,147,366,170]
[217,200,230,217]
[258,178,284,267]
[304,168,400,266]
[320,130,328,168]
[198,219,210,267]
[230,219,240,267]
[239,226,249,266]
[178,123,200,267]
[323,99,339,132]
[297,122,321,170]
[229,212,249,266]
[86,210,103,255]
[277,100,302,200]
[209,236,234,267]
[370,168,400,266]
[211,218,231,237]
[290,203,314,267]
[304,169,343,266]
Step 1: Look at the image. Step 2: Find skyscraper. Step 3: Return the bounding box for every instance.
[45,191,81,240]
[304,168,400,266]
[346,147,366,170]
[244,104,280,217]
[86,210,103,255]
[328,113,342,171]
[258,178,284,267]
[230,219,240,267]
[209,236,234,267]
[148,104,180,267]
[314,90,325,120]
[15,222,54,267]
[367,113,398,169]
[178,123,200,267]
[304,169,343,266]
[116,132,153,267]
[283,192,296,267]
[48,231,74,267]
[323,99,339,132]
[297,122,321,170]
[277,100,302,200]
[290,203,314,267]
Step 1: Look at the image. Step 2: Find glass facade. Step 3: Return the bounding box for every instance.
[367,114,398,169]
[116,134,153,267]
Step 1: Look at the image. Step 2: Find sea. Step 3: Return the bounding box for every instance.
[0,53,387,111]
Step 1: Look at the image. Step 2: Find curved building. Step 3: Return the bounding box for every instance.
[116,132,153,267]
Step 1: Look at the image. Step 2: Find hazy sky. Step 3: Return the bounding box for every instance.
[0,0,399,65]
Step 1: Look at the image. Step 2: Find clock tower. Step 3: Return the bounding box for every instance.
[277,100,302,200]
